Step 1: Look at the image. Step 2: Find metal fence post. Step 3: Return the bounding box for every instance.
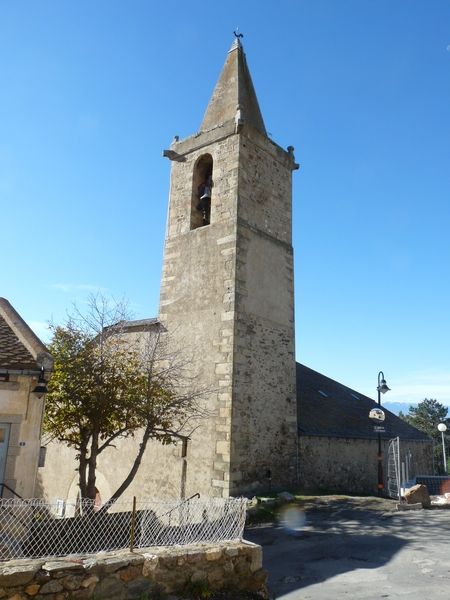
[129,496,137,552]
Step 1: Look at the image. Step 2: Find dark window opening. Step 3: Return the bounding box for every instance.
[191,154,213,230]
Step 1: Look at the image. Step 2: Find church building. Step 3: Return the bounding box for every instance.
[38,37,432,504]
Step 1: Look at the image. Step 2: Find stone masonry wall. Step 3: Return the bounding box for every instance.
[299,436,434,495]
[159,129,240,498]
[158,123,298,498]
[230,128,298,494]
[0,542,267,600]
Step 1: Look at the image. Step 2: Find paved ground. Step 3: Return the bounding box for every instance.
[245,497,450,600]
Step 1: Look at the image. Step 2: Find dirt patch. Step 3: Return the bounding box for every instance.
[301,495,397,512]
[247,494,397,526]
[207,593,264,600]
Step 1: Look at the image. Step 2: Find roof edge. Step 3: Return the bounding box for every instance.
[0,298,53,371]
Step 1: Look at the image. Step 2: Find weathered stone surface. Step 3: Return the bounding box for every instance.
[186,551,203,563]
[207,566,225,585]
[81,574,99,588]
[405,484,431,508]
[0,543,266,599]
[159,555,177,569]
[81,558,97,572]
[0,564,37,587]
[222,561,234,575]
[299,436,433,496]
[142,555,159,577]
[70,588,92,600]
[95,576,125,599]
[100,557,132,574]
[42,560,84,574]
[245,568,268,592]
[34,570,51,584]
[61,574,84,590]
[39,579,64,594]
[250,546,263,572]
[24,583,40,596]
[191,570,207,583]
[205,549,222,561]
[119,565,141,582]
[126,577,154,599]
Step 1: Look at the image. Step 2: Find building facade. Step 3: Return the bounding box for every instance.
[0,298,52,498]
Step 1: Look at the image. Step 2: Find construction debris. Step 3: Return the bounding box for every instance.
[404,484,431,508]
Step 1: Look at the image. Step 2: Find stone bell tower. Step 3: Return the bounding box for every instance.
[159,37,299,497]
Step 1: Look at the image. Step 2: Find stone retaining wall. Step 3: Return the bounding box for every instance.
[0,541,267,600]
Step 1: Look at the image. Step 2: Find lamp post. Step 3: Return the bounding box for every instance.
[375,371,390,496]
[437,423,447,474]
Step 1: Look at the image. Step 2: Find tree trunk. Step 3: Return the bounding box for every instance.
[86,431,99,502]
[78,439,88,500]
[102,425,153,508]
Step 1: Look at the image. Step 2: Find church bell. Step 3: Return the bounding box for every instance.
[200,187,211,201]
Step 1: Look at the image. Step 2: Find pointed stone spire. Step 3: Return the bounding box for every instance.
[200,36,267,136]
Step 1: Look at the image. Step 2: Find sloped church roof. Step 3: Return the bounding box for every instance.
[296,363,430,442]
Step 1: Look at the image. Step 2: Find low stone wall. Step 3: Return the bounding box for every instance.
[0,541,267,599]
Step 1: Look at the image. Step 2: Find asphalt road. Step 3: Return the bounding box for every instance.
[245,498,450,600]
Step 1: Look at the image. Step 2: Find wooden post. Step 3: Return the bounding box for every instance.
[129,496,137,552]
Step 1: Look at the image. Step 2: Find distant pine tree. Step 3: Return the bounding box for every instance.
[400,399,450,473]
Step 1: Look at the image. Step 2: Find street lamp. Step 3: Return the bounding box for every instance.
[438,423,447,474]
[374,371,390,496]
[32,367,48,399]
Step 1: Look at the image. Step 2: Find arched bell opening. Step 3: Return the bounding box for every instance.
[191,154,213,230]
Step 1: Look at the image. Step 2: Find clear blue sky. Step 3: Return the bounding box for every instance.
[2,1,450,407]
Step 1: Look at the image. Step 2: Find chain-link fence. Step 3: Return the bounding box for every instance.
[0,495,247,561]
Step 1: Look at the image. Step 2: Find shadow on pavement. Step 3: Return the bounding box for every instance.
[245,502,411,599]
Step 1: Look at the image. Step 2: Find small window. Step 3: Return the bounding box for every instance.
[318,390,328,398]
[0,373,9,382]
[38,446,47,468]
[191,154,213,230]
[55,499,66,517]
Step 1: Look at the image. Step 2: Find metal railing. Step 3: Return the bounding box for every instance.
[0,495,247,561]
[0,483,24,500]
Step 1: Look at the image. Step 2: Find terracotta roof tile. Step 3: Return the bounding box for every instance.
[0,314,39,371]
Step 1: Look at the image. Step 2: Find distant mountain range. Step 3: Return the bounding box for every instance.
[383,401,450,417]
[383,402,417,416]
